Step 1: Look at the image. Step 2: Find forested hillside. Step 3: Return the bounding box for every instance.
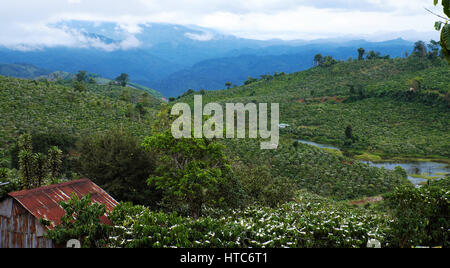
[0,63,51,78]
[0,76,159,166]
[1,44,448,248]
[178,54,450,159]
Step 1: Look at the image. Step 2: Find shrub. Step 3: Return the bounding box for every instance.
[384,182,449,248]
[42,193,111,248]
[77,129,159,207]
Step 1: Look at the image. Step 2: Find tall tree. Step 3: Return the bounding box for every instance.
[18,150,34,190]
[17,134,63,190]
[357,48,365,60]
[77,129,158,207]
[18,134,34,189]
[413,41,428,57]
[33,153,47,187]
[427,40,441,59]
[142,131,234,218]
[115,73,129,87]
[314,54,323,66]
[47,146,63,181]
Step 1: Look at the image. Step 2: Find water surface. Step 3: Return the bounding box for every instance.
[297,140,449,185]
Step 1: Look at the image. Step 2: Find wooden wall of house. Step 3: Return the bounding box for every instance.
[0,198,53,248]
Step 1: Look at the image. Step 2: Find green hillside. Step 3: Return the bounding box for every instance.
[0,53,448,249]
[223,138,409,200]
[0,63,51,78]
[177,56,450,160]
[36,71,165,100]
[128,82,164,100]
[0,76,160,166]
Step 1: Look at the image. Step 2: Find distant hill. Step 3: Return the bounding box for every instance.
[0,21,419,97]
[155,39,414,97]
[0,65,164,100]
[177,56,450,158]
[0,63,51,78]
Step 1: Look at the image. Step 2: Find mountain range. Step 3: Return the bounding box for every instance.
[0,21,419,97]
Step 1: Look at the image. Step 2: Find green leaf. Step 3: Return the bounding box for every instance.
[441,24,450,62]
[442,24,450,49]
[442,0,450,18]
[435,21,443,31]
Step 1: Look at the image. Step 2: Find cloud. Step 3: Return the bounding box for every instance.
[185,32,215,41]
[0,0,443,50]
[67,0,82,4]
[197,5,441,40]
[118,35,141,50]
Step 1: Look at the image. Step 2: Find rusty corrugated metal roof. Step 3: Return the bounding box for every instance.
[8,179,118,229]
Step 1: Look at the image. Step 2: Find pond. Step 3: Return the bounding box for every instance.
[297,140,449,186]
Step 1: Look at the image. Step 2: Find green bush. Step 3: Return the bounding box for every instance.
[235,163,296,207]
[42,193,111,248]
[77,129,160,207]
[384,181,449,248]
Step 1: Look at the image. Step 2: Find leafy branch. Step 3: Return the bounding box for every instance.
[431,0,450,62]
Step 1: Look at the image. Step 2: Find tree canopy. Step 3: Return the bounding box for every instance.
[142,131,235,218]
[115,73,130,87]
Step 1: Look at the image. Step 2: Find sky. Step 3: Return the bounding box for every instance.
[0,0,445,50]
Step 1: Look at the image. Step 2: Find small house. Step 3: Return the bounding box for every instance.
[0,178,118,248]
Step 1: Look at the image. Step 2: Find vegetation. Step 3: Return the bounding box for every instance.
[77,129,160,208]
[0,40,448,248]
[235,163,296,207]
[76,70,87,83]
[358,48,365,60]
[178,54,449,159]
[0,168,19,201]
[0,75,161,197]
[10,131,77,176]
[384,182,449,248]
[313,54,337,67]
[115,73,130,87]
[16,133,63,189]
[107,191,390,248]
[41,193,111,248]
[432,0,450,62]
[222,138,410,201]
[142,131,238,218]
[0,63,51,78]
[0,75,158,165]
[53,181,449,248]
